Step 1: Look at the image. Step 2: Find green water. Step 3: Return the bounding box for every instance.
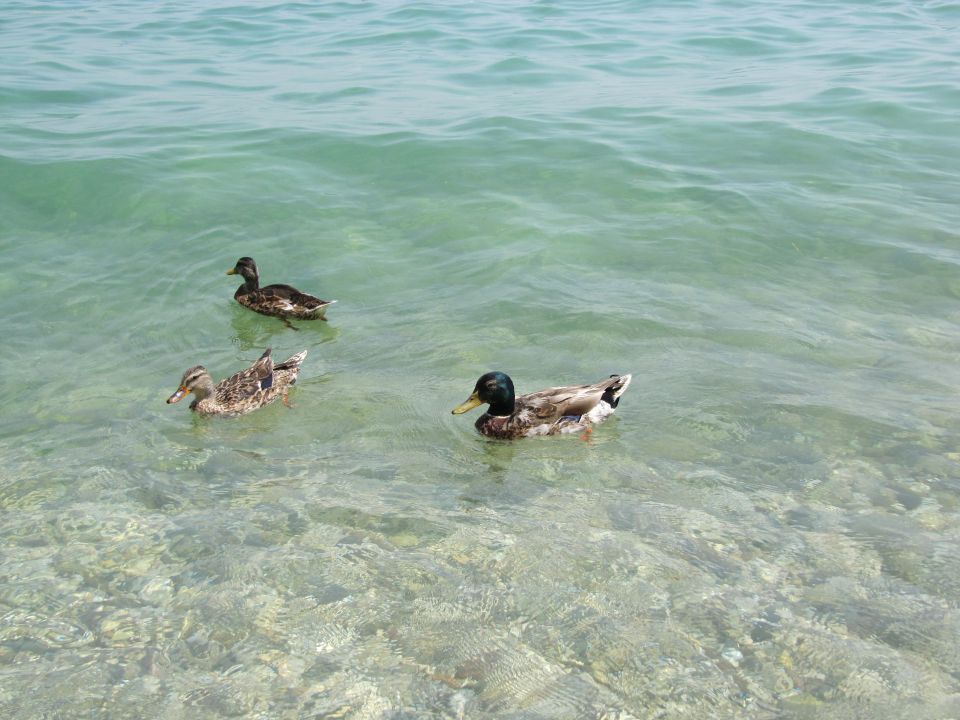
[2,1,960,717]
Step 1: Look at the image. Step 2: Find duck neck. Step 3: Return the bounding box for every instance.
[239,269,260,293]
[191,374,217,402]
[487,395,515,417]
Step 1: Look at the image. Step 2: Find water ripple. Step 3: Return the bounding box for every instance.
[1,0,959,717]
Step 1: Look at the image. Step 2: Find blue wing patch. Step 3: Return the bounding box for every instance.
[259,373,274,391]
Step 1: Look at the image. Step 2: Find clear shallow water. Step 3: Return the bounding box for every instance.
[2,0,960,717]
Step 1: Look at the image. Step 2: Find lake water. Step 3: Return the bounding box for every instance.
[2,1,960,717]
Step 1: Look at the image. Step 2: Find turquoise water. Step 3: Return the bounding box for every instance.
[2,0,960,716]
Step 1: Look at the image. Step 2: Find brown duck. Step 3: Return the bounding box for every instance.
[166,348,307,417]
[227,257,335,323]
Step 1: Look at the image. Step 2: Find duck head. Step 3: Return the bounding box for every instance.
[452,371,515,417]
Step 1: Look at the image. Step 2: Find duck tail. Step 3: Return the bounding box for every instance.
[276,350,307,371]
[601,374,632,409]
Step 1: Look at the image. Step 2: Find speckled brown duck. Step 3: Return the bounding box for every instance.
[227,257,335,323]
[166,348,307,417]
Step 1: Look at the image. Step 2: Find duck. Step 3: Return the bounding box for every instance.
[227,257,335,325]
[451,371,632,439]
[166,348,307,417]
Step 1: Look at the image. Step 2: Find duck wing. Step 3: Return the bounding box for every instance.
[517,376,630,423]
[216,348,275,401]
[259,283,329,310]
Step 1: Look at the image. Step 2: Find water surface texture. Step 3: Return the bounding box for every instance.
[2,1,960,717]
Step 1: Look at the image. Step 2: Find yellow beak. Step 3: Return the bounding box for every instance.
[451,391,483,415]
[167,386,191,404]
[226,268,237,275]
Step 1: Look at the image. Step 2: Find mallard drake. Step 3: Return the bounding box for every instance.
[452,371,631,439]
[166,348,307,417]
[227,257,335,323]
